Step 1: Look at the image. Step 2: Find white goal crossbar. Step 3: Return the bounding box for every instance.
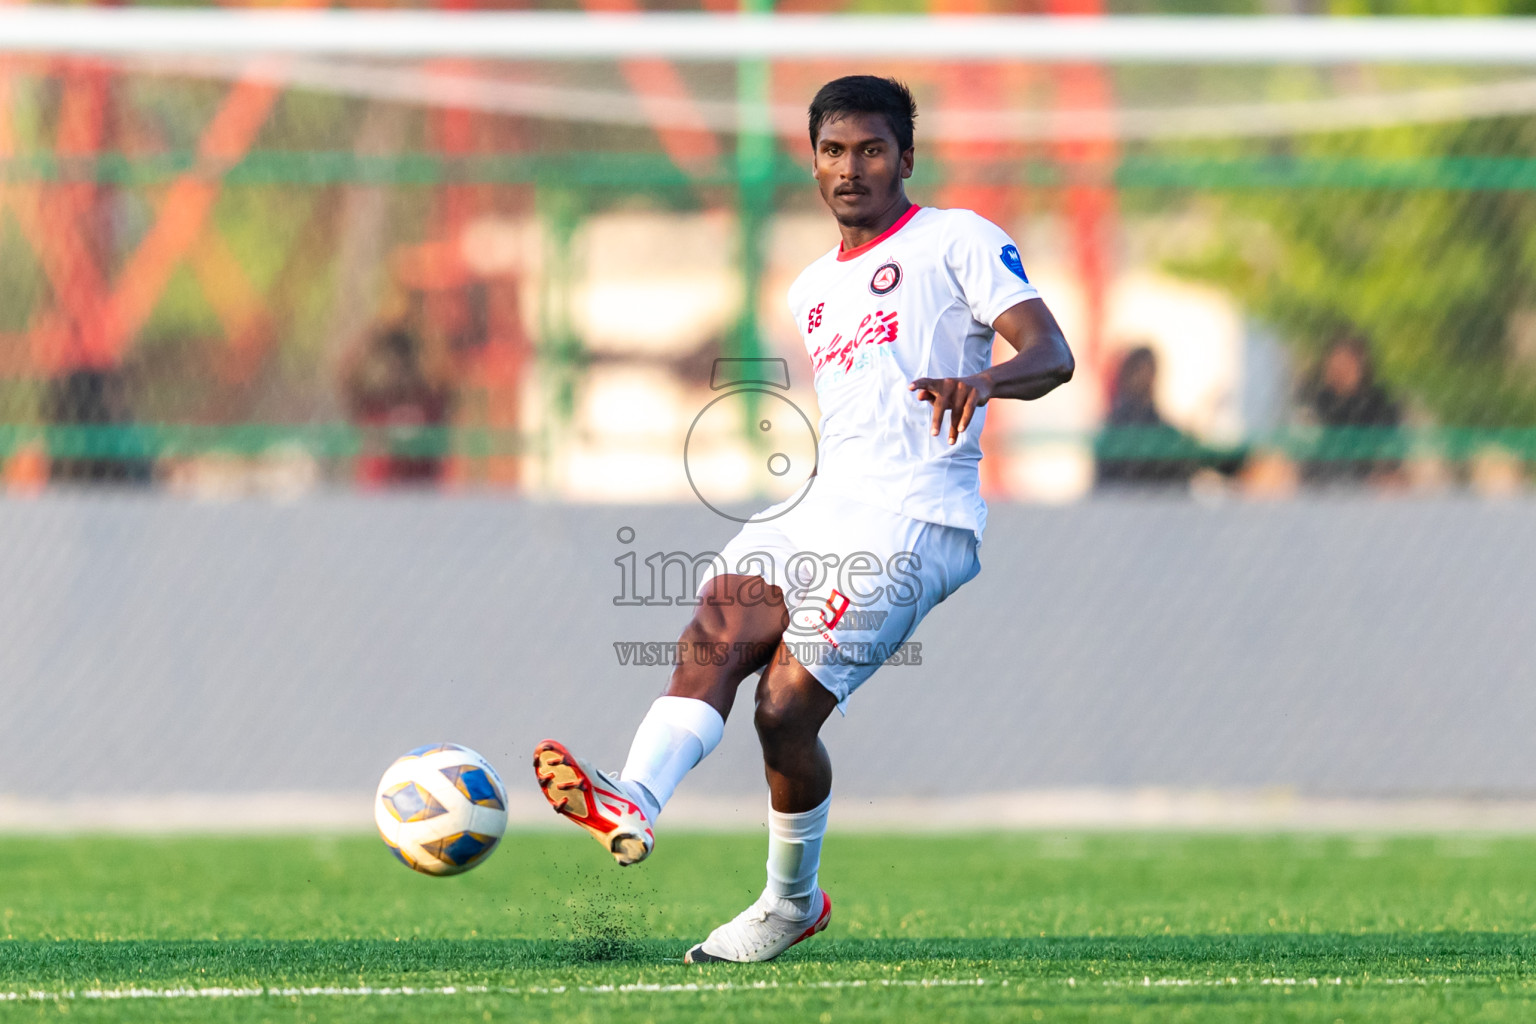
[3,8,1536,64]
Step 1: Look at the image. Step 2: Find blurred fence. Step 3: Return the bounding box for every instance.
[3,10,1536,825]
[4,11,1536,502]
[0,494,1533,808]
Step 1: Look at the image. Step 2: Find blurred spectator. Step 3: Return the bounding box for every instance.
[1238,447,1301,500]
[1297,337,1403,487]
[45,369,153,486]
[1468,445,1526,498]
[1096,346,1242,491]
[341,326,456,488]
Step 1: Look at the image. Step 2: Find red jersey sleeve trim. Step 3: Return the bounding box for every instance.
[836,204,922,262]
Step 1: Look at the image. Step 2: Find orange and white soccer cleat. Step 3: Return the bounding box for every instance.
[684,890,832,963]
[532,739,654,866]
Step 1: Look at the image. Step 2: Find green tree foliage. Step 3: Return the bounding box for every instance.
[1164,3,1536,427]
[1170,129,1536,428]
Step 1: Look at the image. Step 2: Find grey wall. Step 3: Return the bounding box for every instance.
[1,494,1532,799]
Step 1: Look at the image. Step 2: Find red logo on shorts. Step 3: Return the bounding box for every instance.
[869,261,902,296]
[790,589,851,648]
[820,590,851,631]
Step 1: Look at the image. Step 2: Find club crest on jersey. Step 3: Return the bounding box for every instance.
[869,261,902,296]
[999,245,1029,283]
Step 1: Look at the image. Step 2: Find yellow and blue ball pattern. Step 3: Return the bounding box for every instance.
[374,744,508,876]
[381,781,449,822]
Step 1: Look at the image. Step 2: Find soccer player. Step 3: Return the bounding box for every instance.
[533,75,1074,963]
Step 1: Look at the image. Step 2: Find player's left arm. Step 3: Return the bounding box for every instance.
[909,298,1074,445]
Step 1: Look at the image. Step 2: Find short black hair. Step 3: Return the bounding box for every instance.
[808,76,917,154]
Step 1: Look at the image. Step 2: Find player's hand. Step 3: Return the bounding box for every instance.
[909,374,993,445]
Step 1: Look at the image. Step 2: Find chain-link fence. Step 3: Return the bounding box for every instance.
[3,8,1536,822]
[1,497,1533,818]
[4,10,1536,502]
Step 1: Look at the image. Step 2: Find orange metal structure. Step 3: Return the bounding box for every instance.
[931,0,1119,494]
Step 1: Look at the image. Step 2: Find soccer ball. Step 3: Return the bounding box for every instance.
[375,743,508,876]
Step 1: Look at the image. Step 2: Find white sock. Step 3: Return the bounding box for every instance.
[618,696,725,822]
[764,793,831,912]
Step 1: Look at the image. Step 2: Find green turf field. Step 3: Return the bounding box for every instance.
[1,830,1534,1021]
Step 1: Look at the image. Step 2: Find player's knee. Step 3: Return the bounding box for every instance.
[684,578,785,667]
[753,687,811,747]
[683,580,752,646]
[679,608,729,651]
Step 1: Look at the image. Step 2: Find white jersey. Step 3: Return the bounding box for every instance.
[786,205,1040,541]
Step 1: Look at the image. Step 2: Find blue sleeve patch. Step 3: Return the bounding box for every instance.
[1000,244,1029,283]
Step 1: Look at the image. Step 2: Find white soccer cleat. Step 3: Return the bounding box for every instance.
[684,889,832,963]
[532,739,654,866]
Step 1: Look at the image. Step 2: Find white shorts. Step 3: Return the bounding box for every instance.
[695,483,981,710]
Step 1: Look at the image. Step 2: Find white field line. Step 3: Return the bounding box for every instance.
[0,976,1498,1001]
[1098,976,1455,988]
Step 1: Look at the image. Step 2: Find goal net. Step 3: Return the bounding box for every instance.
[1,9,1533,501]
[2,9,1536,813]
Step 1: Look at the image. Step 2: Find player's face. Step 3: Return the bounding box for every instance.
[812,113,913,230]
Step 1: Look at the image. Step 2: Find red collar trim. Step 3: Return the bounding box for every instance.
[836,204,921,262]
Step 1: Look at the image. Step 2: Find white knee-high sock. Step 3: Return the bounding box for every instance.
[765,794,832,905]
[619,696,725,822]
